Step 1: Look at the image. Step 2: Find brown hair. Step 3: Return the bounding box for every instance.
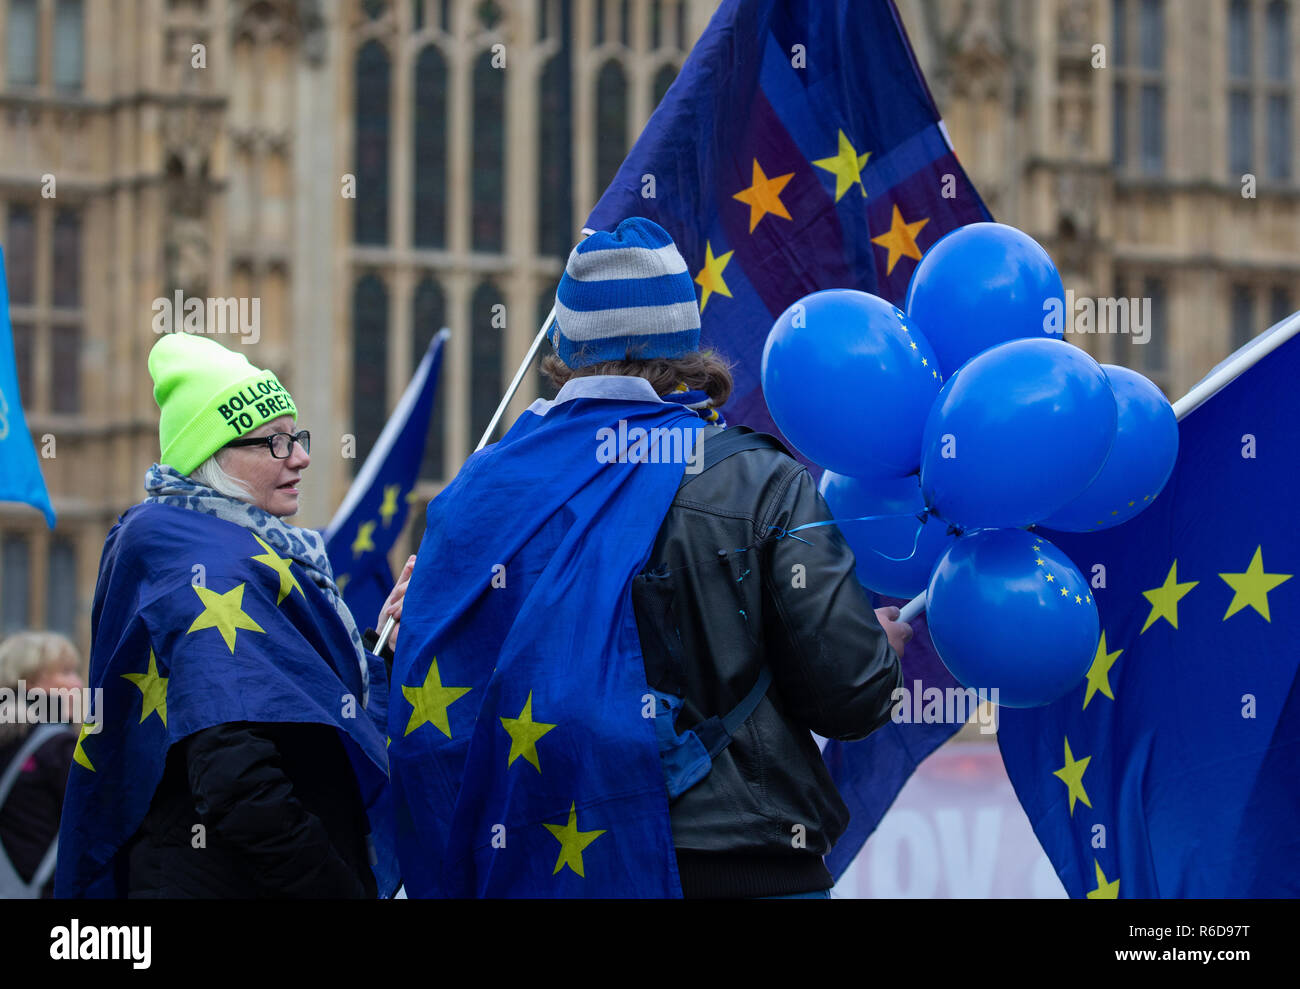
[540,349,735,406]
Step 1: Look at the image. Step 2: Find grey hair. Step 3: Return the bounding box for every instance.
[190,449,254,502]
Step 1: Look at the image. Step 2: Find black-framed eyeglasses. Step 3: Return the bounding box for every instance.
[224,430,311,459]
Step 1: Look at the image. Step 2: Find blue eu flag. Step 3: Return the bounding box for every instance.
[389,396,703,897]
[587,0,991,880]
[0,246,56,526]
[325,329,448,634]
[55,503,397,897]
[1000,320,1300,897]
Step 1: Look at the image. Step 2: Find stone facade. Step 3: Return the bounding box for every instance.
[1,0,1296,661]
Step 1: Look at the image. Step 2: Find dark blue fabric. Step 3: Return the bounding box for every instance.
[1000,329,1300,897]
[55,503,397,898]
[389,395,703,897]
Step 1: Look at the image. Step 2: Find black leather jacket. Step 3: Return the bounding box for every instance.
[632,425,902,898]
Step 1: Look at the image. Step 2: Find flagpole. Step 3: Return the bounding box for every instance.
[895,311,1300,625]
[372,308,558,655]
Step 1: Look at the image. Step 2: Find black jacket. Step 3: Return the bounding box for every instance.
[632,425,902,898]
[123,721,377,898]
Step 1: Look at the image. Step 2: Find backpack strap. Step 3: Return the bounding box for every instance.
[681,425,790,487]
[690,668,774,759]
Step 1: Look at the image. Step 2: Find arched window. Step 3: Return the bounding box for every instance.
[354,41,390,245]
[413,45,448,249]
[352,274,389,472]
[469,282,504,448]
[594,59,628,197]
[472,49,505,252]
[653,63,677,108]
[538,51,573,258]
[412,276,446,480]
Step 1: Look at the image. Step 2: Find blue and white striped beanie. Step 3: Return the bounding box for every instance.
[550,217,701,368]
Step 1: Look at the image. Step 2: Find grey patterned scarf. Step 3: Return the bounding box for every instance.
[143,463,370,705]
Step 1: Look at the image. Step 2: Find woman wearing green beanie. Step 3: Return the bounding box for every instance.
[56,332,406,899]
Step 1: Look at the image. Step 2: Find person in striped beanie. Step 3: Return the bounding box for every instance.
[543,216,729,425]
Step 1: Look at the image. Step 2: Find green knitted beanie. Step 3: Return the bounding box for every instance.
[149,333,298,476]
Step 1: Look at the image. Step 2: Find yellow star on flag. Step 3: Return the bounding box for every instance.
[402,656,471,738]
[871,204,929,275]
[1083,631,1123,709]
[694,241,734,312]
[1140,560,1199,633]
[73,721,96,772]
[1219,545,1292,622]
[352,520,376,558]
[250,534,304,605]
[543,802,607,878]
[379,485,402,527]
[187,583,265,653]
[813,129,870,202]
[121,649,168,727]
[337,573,350,593]
[732,159,794,233]
[1086,860,1120,899]
[500,691,557,772]
[1052,736,1092,816]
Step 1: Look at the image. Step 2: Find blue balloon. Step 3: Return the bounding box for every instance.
[818,470,957,599]
[905,222,1064,376]
[1040,365,1179,532]
[920,338,1117,529]
[926,528,1099,708]
[762,289,942,478]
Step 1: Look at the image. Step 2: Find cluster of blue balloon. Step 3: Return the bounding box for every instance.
[761,222,1179,708]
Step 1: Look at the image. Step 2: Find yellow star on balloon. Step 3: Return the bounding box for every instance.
[813,129,870,202]
[871,204,929,275]
[73,721,96,772]
[1086,860,1120,899]
[694,241,734,312]
[1052,736,1092,816]
[1219,545,1292,622]
[732,159,794,233]
[543,802,606,878]
[500,691,557,772]
[402,657,471,738]
[187,583,265,653]
[1140,560,1198,633]
[379,485,402,527]
[250,534,304,605]
[352,520,377,558]
[121,649,168,727]
[1083,631,1123,709]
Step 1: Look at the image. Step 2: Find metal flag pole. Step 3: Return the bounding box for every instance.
[895,309,1300,625]
[372,307,559,655]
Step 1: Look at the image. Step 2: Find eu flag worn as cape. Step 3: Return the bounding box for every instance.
[999,319,1300,898]
[0,246,56,526]
[325,328,448,632]
[55,503,397,897]
[389,383,702,897]
[588,0,991,878]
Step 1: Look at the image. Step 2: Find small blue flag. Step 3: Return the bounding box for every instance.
[0,246,56,527]
[587,0,992,880]
[55,503,397,897]
[999,318,1300,897]
[324,329,448,635]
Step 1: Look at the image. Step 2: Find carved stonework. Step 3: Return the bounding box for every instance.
[161,105,219,299]
[1058,0,1091,44]
[231,0,327,65]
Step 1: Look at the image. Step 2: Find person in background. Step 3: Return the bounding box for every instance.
[0,631,84,898]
